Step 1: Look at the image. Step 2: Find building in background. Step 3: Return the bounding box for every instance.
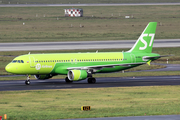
[64,8,83,17]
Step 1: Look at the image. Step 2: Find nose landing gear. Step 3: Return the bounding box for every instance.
[25,75,31,85]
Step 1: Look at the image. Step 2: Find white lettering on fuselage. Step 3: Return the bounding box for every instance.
[35,64,52,70]
[42,65,52,68]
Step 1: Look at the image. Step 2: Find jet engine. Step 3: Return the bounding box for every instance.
[34,74,52,80]
[68,70,87,81]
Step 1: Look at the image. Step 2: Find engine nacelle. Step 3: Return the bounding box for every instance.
[68,70,87,81]
[34,74,52,80]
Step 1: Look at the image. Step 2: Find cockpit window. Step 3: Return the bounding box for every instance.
[12,60,24,63]
[12,60,17,63]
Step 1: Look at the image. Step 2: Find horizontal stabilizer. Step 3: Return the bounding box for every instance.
[144,55,172,59]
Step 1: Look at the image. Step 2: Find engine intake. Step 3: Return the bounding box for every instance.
[68,70,87,81]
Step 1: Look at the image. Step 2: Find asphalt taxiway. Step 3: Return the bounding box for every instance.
[1,75,180,91]
[61,115,180,120]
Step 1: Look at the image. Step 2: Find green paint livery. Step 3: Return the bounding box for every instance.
[5,22,162,85]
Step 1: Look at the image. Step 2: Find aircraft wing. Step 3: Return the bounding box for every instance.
[67,62,146,71]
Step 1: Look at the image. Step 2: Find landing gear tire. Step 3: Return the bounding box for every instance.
[25,75,31,85]
[65,77,73,83]
[25,80,30,85]
[87,77,96,84]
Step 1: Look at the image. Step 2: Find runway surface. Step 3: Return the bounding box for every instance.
[0,39,180,51]
[61,115,180,120]
[0,3,180,7]
[62,115,180,120]
[1,75,180,91]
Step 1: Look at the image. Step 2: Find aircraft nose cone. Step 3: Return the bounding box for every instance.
[5,64,11,73]
[5,64,14,73]
[5,63,22,74]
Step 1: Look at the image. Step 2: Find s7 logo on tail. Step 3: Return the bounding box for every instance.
[139,34,155,50]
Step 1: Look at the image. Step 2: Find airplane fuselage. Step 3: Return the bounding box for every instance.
[6,52,159,75]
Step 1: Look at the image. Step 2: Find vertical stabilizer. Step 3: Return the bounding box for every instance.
[128,22,157,53]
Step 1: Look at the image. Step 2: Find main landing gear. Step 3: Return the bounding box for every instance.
[87,71,96,84]
[87,77,96,84]
[65,77,96,84]
[25,75,31,85]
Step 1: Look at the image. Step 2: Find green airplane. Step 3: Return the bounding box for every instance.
[5,22,162,85]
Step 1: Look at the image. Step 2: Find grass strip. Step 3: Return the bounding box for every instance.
[0,5,180,42]
[1,86,180,119]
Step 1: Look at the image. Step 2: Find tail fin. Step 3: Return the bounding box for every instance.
[128,22,157,53]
